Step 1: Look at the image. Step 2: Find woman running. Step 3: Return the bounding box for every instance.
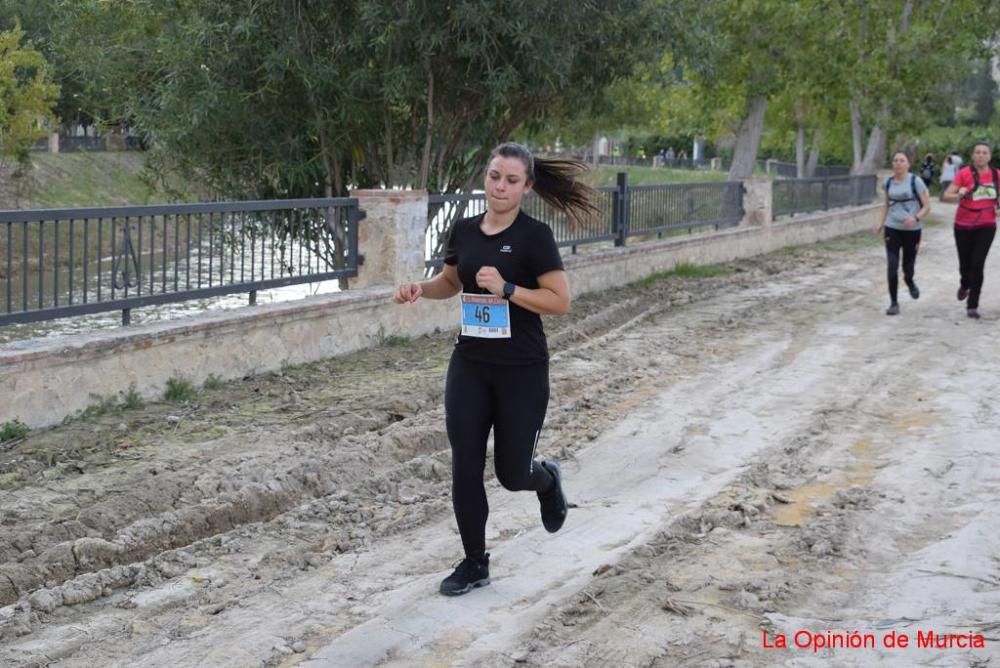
[942,142,999,319]
[394,142,596,595]
[876,151,930,315]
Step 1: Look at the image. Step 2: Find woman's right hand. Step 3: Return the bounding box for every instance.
[393,282,423,304]
[958,186,970,198]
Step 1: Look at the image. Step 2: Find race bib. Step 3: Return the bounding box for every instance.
[460,293,511,338]
[972,184,997,201]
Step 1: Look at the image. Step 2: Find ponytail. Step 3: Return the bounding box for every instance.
[490,143,599,221]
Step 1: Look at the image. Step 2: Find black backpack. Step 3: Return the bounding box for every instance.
[885,174,920,207]
[920,163,934,182]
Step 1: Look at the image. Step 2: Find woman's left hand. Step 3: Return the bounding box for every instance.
[475,266,505,297]
[903,216,917,228]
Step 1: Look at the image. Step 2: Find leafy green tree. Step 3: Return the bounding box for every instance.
[970,60,997,126]
[0,0,94,134]
[0,23,59,165]
[53,0,662,198]
[826,0,1000,173]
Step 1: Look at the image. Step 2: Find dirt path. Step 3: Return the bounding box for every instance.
[2,211,999,667]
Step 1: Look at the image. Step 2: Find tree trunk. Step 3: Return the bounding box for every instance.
[858,99,889,175]
[795,125,806,178]
[727,95,768,180]
[418,70,434,190]
[858,124,887,175]
[850,100,864,174]
[805,128,822,177]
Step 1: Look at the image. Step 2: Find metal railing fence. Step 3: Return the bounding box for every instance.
[425,174,744,271]
[772,175,878,218]
[769,161,851,178]
[1,199,362,326]
[626,181,744,239]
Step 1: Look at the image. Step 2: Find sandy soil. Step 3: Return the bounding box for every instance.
[2,209,999,667]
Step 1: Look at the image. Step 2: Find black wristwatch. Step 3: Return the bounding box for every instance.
[502,281,516,300]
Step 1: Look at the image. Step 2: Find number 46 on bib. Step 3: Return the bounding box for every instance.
[460,293,511,338]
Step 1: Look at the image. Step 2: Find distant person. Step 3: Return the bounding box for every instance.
[677,149,688,161]
[877,151,930,316]
[942,141,999,319]
[665,146,675,162]
[394,142,596,596]
[919,153,935,187]
[940,154,958,196]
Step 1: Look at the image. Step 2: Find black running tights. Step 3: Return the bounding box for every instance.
[444,353,554,559]
[884,227,921,304]
[955,226,997,309]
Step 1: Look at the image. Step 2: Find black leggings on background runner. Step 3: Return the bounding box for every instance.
[884,227,921,303]
[445,353,554,559]
[954,226,997,309]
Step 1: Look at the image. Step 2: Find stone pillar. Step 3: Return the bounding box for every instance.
[741,177,773,226]
[48,132,59,154]
[765,158,777,175]
[710,157,722,171]
[348,190,428,289]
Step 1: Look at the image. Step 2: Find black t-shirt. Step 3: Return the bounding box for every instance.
[444,210,564,365]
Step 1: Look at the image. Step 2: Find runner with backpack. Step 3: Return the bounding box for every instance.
[920,153,936,188]
[942,142,999,319]
[876,151,931,316]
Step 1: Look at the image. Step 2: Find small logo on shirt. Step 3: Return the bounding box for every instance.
[500,244,513,253]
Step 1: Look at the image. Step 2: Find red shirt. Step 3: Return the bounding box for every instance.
[954,166,998,227]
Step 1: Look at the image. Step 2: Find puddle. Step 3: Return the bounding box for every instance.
[892,412,937,431]
[771,438,876,527]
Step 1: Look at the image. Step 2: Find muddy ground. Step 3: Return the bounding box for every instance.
[2,211,999,667]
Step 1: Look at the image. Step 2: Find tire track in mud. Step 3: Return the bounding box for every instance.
[0,233,881,665]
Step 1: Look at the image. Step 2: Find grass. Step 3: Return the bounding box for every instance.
[164,376,198,402]
[586,165,730,187]
[0,472,23,490]
[203,373,224,391]
[375,326,411,347]
[633,262,731,288]
[10,152,202,210]
[0,419,29,442]
[75,384,146,419]
[121,384,145,410]
[79,393,121,419]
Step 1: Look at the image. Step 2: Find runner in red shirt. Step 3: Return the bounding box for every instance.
[942,142,998,319]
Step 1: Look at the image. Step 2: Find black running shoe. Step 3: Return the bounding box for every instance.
[538,461,568,533]
[967,308,981,319]
[885,303,899,316]
[439,554,490,596]
[907,282,920,300]
[958,286,969,301]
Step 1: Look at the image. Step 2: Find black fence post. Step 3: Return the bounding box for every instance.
[822,177,830,210]
[349,206,366,270]
[614,172,628,247]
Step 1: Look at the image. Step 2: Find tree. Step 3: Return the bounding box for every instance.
[0,24,58,166]
[639,0,815,179]
[52,0,663,199]
[971,60,997,126]
[825,0,1000,174]
[0,0,95,134]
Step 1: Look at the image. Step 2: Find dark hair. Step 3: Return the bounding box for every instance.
[489,142,598,220]
[972,141,992,152]
[892,151,911,163]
